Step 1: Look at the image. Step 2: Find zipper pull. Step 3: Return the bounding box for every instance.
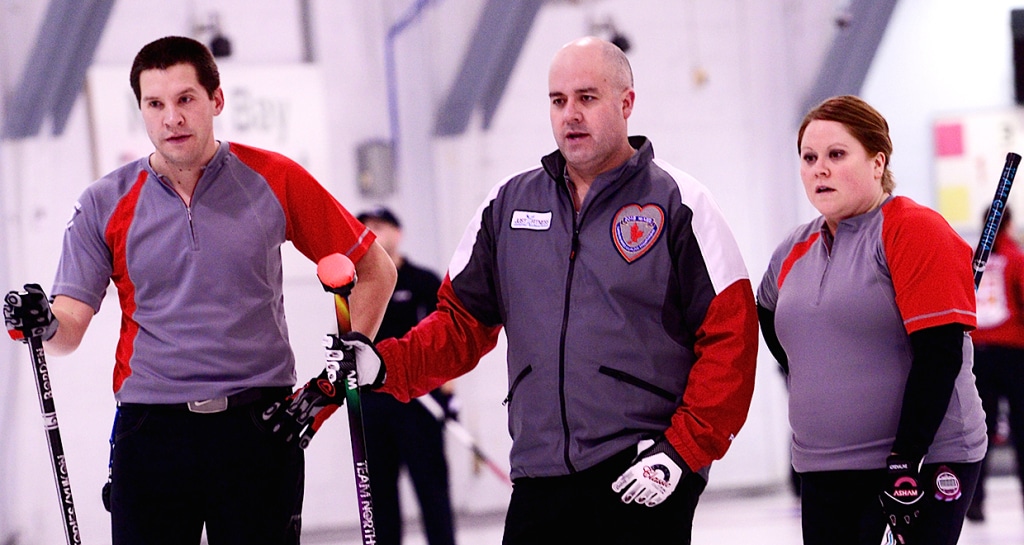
[570,224,580,261]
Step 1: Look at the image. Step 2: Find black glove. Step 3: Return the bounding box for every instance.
[323,332,386,389]
[4,284,59,342]
[262,366,347,449]
[102,479,112,513]
[261,332,385,448]
[880,454,925,544]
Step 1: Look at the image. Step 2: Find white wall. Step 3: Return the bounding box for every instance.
[4,0,1019,543]
[863,0,1024,212]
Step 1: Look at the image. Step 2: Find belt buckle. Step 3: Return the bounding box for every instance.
[187,397,229,413]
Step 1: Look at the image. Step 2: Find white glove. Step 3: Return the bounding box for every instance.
[323,332,385,388]
[611,436,689,507]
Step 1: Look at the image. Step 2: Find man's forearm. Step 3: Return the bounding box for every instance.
[44,295,94,356]
[349,242,397,339]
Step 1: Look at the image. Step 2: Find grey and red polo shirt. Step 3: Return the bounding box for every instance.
[758,196,986,472]
[52,141,374,404]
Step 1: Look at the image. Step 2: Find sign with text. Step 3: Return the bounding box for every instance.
[933,108,1024,233]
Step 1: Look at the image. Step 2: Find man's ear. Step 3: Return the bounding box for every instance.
[212,87,225,115]
[621,88,635,120]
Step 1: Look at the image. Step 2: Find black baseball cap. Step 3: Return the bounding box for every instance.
[357,206,401,228]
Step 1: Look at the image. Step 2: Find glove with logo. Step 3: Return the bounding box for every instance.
[324,331,386,389]
[262,364,347,448]
[879,454,925,545]
[261,334,355,448]
[262,333,385,448]
[4,284,59,342]
[611,435,691,507]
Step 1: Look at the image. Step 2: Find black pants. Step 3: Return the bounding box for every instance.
[800,461,981,545]
[362,391,456,545]
[502,446,706,545]
[970,344,1024,510]
[110,396,304,545]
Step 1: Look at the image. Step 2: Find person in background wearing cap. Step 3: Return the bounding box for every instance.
[357,206,459,545]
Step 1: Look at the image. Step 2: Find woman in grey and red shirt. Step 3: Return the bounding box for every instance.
[757,95,986,545]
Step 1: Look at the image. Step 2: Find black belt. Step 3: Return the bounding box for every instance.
[119,386,292,414]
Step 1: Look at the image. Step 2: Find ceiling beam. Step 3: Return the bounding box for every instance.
[801,0,899,116]
[434,0,544,137]
[2,0,115,140]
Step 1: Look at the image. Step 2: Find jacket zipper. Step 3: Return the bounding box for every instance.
[598,366,678,401]
[558,214,580,473]
[502,365,533,406]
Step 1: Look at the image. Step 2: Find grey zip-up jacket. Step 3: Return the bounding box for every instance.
[379,137,758,479]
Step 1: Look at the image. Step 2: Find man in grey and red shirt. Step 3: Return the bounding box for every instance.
[3,36,395,545]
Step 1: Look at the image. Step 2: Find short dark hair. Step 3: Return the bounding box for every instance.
[130,36,220,106]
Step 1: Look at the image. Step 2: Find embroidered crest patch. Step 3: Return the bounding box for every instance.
[612,204,664,262]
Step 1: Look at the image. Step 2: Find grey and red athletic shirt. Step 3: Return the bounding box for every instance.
[52,141,374,404]
[376,137,759,480]
[758,196,986,472]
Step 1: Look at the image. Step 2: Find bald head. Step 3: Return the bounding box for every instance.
[552,36,633,92]
[548,36,637,186]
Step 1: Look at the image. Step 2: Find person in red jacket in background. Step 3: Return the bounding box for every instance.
[967,205,1024,523]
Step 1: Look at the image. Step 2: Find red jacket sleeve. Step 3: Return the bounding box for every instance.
[665,279,759,471]
[376,276,502,402]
